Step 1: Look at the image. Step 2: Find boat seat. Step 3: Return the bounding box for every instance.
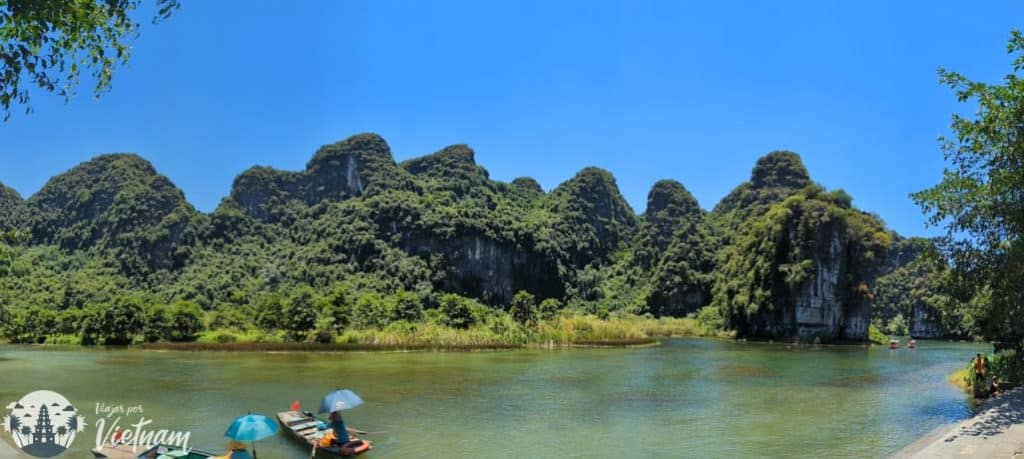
[290,421,319,431]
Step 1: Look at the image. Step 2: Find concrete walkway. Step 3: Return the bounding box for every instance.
[0,438,20,457]
[897,387,1024,458]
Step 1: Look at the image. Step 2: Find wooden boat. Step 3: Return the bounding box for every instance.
[277,411,372,457]
[92,443,217,458]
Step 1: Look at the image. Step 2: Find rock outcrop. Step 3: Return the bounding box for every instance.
[713,153,891,342]
[230,133,417,222]
[872,237,954,338]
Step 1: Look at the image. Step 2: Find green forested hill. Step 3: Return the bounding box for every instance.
[0,182,22,232]
[0,134,955,345]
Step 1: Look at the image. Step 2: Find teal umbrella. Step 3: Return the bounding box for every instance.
[225,413,278,459]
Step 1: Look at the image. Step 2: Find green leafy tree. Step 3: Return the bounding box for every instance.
[912,30,1024,350]
[438,293,475,329]
[3,306,55,343]
[390,290,424,322]
[86,296,144,345]
[169,300,203,341]
[254,292,285,330]
[281,287,318,341]
[142,304,172,342]
[537,298,562,321]
[0,0,179,119]
[0,303,9,339]
[884,313,909,337]
[509,290,537,325]
[352,293,390,329]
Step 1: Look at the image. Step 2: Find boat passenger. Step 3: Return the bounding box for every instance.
[328,411,364,451]
[224,440,253,459]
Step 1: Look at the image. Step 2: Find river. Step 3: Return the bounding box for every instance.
[0,339,988,458]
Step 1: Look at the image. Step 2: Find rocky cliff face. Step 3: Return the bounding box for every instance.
[737,208,874,341]
[713,153,891,342]
[872,237,954,338]
[791,219,846,339]
[910,305,945,338]
[231,133,417,223]
[399,234,562,304]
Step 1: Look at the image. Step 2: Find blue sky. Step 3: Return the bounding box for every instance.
[2,1,1022,237]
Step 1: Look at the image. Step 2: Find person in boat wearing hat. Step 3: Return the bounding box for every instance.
[327,410,364,453]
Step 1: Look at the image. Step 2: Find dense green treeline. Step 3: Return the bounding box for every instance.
[0,135,950,346]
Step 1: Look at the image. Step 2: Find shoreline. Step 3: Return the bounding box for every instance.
[0,336,971,353]
[895,387,1024,458]
[138,338,663,352]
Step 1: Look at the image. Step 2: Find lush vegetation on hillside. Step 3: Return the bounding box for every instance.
[0,135,949,346]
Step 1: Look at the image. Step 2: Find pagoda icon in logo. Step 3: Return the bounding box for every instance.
[4,390,85,458]
[31,405,57,448]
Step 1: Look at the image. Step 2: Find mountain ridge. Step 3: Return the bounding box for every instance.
[0,133,951,343]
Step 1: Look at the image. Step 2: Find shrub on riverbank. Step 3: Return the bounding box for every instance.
[948,350,1024,394]
[867,324,889,345]
[990,350,1024,387]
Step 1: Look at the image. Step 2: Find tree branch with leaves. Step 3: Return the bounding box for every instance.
[0,0,179,120]
[913,30,1024,350]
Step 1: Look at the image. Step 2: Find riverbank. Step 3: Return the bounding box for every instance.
[895,387,1024,458]
[150,314,714,351]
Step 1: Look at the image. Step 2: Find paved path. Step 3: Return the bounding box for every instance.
[0,438,20,458]
[897,387,1024,458]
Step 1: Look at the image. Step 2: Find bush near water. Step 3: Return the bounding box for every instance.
[949,350,1024,393]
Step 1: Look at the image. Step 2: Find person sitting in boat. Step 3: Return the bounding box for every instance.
[221,440,253,459]
[327,410,364,452]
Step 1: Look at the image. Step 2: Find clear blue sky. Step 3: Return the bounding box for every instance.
[2,1,1022,237]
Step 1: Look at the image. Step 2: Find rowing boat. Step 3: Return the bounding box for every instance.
[276,411,372,457]
[92,443,217,458]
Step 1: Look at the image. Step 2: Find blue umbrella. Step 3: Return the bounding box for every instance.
[225,414,278,441]
[318,389,364,414]
[225,413,278,459]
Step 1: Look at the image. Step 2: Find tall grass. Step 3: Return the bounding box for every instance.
[150,313,715,351]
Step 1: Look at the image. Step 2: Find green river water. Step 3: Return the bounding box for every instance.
[0,339,989,458]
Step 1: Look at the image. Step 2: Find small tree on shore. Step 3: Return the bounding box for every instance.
[510,291,537,325]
